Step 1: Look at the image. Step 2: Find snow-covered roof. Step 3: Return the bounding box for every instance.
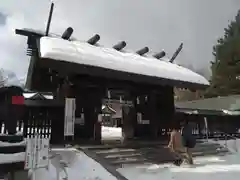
[102,105,116,114]
[39,37,209,87]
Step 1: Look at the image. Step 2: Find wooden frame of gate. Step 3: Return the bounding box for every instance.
[23,99,64,144]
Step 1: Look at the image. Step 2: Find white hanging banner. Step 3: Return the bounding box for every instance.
[64,98,76,136]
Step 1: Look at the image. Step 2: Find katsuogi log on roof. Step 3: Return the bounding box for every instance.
[38,36,209,89]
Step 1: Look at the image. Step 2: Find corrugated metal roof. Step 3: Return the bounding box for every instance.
[175,108,240,116]
[175,95,240,111]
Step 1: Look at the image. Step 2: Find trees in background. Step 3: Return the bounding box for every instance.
[206,10,240,97]
[0,69,24,88]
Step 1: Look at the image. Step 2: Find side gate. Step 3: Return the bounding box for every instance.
[23,105,65,144]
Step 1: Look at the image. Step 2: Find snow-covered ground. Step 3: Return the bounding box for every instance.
[101,126,122,140]
[2,126,240,180]
[36,142,240,180]
[117,136,240,180]
[36,128,240,180]
[118,154,240,180]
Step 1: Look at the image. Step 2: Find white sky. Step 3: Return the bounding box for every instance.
[0,0,239,80]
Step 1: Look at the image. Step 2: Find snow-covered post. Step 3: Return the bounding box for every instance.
[32,134,38,180]
[56,166,60,180]
[204,117,209,142]
[25,134,50,180]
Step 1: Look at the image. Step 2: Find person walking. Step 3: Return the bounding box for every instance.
[181,120,196,165]
[168,123,191,166]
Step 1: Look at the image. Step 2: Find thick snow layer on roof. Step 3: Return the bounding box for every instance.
[39,37,209,86]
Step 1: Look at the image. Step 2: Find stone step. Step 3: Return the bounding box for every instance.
[111,152,229,169]
[106,149,228,168]
[83,141,223,150]
[104,152,142,159]
[92,144,224,156]
[110,158,153,167]
[192,146,223,152]
[99,146,227,158]
[97,147,228,160]
[86,142,229,168]
[95,148,137,155]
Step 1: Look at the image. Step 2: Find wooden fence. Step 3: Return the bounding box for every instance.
[0,104,64,144]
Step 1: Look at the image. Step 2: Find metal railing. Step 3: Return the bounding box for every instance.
[203,118,238,153]
[215,131,238,153]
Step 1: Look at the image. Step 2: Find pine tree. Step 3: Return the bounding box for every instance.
[206,10,240,97]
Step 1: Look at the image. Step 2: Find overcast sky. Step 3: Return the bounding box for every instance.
[0,0,239,80]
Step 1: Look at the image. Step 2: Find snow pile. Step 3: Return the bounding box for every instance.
[0,146,119,180]
[101,126,122,140]
[0,140,26,147]
[0,152,25,164]
[33,148,118,180]
[0,139,26,164]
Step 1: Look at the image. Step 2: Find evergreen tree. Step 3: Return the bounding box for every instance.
[206,10,240,97]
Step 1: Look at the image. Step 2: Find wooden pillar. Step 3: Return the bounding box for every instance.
[122,92,137,140]
[197,116,203,138]
[148,86,174,139]
[122,107,133,140]
[82,87,104,143]
[83,106,96,139]
[50,79,73,144]
[134,94,150,138]
[51,106,64,144]
[149,92,159,138]
[74,95,85,138]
